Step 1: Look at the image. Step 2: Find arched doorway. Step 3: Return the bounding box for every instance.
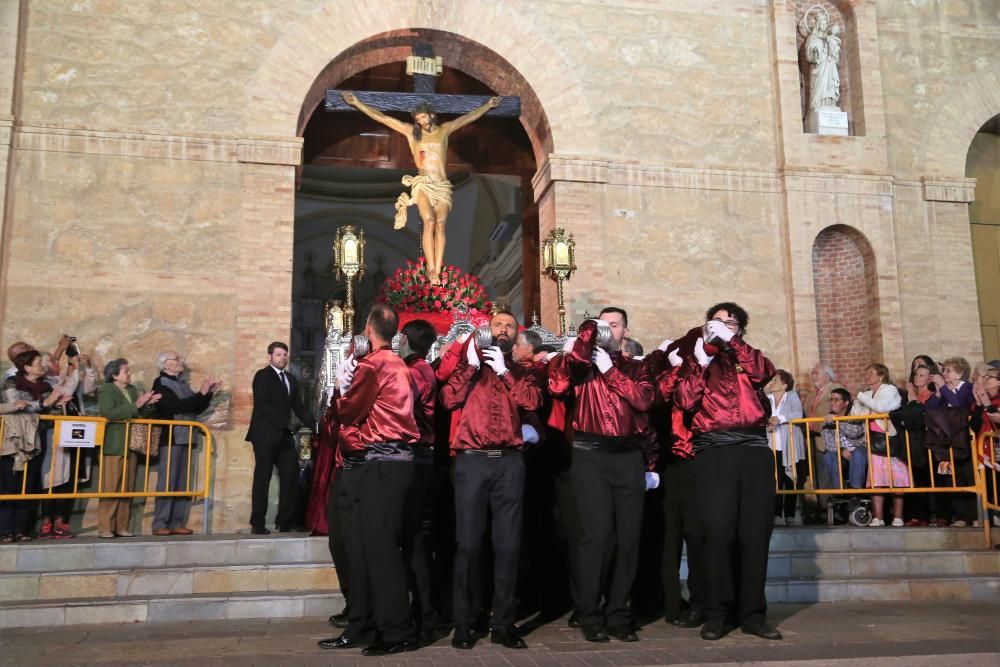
[812,224,882,387]
[967,113,1000,361]
[290,30,550,383]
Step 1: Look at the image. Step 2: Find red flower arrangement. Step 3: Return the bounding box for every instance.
[379,258,492,316]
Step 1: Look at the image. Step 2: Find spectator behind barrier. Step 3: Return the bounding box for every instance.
[821,387,868,491]
[96,358,161,539]
[851,363,905,527]
[1,350,72,542]
[766,370,807,526]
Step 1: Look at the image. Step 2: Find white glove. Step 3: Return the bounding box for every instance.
[657,338,673,352]
[693,337,714,367]
[667,349,683,368]
[466,340,481,369]
[562,336,577,353]
[592,347,613,374]
[336,354,357,394]
[645,472,660,491]
[706,320,735,343]
[483,347,508,376]
[521,424,540,444]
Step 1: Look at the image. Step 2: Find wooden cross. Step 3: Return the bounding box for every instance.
[325,43,521,118]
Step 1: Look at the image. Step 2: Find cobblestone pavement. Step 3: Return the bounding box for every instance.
[1,601,997,667]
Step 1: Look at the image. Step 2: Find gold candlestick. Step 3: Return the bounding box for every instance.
[541,228,577,335]
[333,225,366,334]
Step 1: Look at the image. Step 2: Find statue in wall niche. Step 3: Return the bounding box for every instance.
[340,91,500,286]
[800,5,842,112]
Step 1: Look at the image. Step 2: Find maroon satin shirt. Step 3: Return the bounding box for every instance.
[440,336,545,450]
[336,346,419,448]
[673,330,775,434]
[548,319,655,440]
[406,356,437,448]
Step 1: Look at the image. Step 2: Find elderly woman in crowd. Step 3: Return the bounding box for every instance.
[1,350,72,542]
[851,363,905,527]
[926,356,977,526]
[821,387,867,490]
[150,351,221,536]
[97,358,160,539]
[766,369,807,526]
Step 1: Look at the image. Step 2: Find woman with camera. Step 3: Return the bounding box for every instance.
[96,359,160,538]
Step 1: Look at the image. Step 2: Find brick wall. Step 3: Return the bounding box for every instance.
[812,224,881,388]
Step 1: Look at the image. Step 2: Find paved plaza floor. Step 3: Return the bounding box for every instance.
[1,601,997,667]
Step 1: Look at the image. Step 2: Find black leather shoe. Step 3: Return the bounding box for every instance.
[582,625,610,643]
[672,609,706,628]
[318,634,362,649]
[741,623,782,640]
[250,526,270,535]
[328,611,349,628]
[451,625,477,650]
[700,622,736,641]
[567,611,581,628]
[609,627,639,642]
[490,627,527,649]
[362,640,416,656]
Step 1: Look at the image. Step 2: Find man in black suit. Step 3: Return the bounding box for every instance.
[245,341,313,534]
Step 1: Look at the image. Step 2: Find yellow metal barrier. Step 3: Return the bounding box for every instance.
[771,414,991,544]
[976,431,999,546]
[0,414,212,502]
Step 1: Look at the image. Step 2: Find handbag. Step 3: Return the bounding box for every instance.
[127,422,163,457]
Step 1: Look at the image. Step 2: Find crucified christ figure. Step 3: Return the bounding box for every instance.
[341,91,501,286]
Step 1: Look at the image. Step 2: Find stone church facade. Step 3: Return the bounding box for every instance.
[0,0,996,530]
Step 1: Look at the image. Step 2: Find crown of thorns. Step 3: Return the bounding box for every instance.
[412,102,435,116]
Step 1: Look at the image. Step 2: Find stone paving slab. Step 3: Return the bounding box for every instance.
[1,601,997,667]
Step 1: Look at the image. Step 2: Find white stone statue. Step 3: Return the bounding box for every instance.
[800,6,841,112]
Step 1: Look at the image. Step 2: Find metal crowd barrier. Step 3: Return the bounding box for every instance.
[977,431,999,546]
[0,414,213,529]
[771,414,992,545]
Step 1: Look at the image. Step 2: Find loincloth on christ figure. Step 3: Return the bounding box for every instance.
[394,175,453,230]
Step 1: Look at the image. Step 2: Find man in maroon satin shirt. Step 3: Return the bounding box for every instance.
[673,302,779,642]
[319,304,420,656]
[398,319,442,643]
[548,307,657,643]
[440,310,545,650]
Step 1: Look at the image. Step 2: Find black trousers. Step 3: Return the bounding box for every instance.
[405,460,435,631]
[452,450,524,629]
[0,455,37,536]
[571,447,645,631]
[249,434,297,530]
[936,459,978,523]
[775,456,809,520]
[693,445,775,628]
[326,469,352,615]
[661,456,706,618]
[343,460,416,643]
[555,467,582,615]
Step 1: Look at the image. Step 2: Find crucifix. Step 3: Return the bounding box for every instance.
[326,43,521,286]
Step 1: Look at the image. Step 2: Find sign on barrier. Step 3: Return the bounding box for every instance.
[55,420,104,448]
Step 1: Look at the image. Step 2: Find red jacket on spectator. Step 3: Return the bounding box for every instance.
[440,336,544,450]
[673,327,774,435]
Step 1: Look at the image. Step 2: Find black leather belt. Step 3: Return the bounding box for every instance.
[458,447,519,458]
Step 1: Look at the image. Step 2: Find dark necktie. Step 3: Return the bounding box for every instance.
[278,370,289,394]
